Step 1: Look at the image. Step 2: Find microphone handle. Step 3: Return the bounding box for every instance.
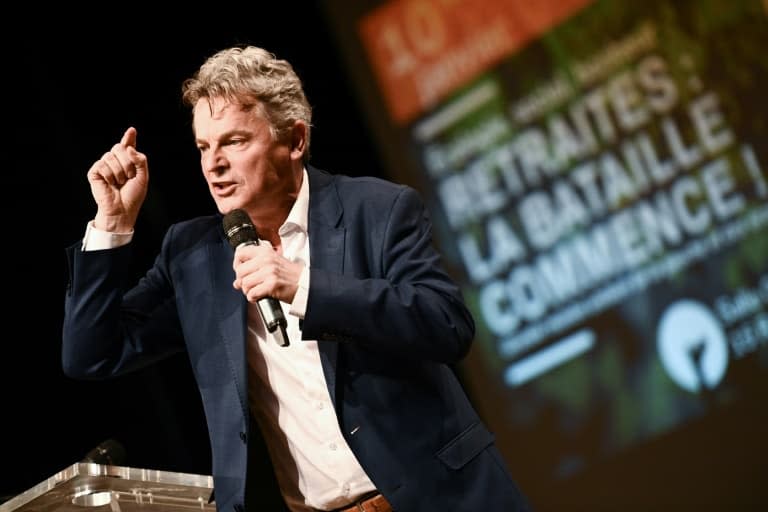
[257,297,289,347]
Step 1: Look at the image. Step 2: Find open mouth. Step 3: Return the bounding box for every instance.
[212,182,237,196]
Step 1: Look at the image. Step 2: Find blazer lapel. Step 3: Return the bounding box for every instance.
[308,167,345,408]
[210,236,250,419]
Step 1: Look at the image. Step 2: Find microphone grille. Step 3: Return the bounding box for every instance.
[222,209,258,248]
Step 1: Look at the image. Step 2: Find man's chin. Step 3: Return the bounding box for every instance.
[215,199,242,215]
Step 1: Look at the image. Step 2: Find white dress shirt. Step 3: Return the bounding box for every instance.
[82,168,375,512]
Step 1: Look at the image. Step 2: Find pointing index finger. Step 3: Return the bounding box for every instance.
[120,127,138,148]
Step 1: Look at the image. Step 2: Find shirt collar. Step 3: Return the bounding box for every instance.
[279,167,309,236]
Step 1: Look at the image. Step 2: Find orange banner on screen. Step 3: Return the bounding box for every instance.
[359,0,592,124]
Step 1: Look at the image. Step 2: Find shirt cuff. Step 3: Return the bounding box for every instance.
[81,220,134,251]
[288,265,310,319]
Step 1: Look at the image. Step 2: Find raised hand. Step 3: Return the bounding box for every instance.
[87,127,149,232]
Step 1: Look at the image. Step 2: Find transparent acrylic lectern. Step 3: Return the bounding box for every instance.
[0,463,216,511]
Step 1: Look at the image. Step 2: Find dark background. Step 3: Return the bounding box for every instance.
[4,2,385,500]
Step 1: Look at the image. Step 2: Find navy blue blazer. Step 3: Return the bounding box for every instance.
[63,167,529,511]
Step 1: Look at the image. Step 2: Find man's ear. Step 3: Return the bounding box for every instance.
[290,120,308,161]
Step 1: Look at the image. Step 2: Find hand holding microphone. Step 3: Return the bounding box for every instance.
[223,209,296,347]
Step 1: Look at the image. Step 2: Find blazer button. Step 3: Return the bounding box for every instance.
[234,504,244,512]
[239,431,247,443]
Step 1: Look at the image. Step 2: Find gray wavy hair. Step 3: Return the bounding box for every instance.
[182,46,312,161]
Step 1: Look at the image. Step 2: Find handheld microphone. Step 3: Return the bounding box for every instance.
[82,439,127,466]
[222,209,289,347]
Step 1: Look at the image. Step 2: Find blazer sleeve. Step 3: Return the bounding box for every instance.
[62,224,184,379]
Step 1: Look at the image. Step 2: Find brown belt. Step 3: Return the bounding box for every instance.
[333,492,392,512]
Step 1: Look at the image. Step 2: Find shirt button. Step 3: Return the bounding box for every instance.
[316,402,324,410]
[329,442,338,451]
[342,483,350,495]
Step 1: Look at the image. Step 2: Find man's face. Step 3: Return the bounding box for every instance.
[193,97,294,215]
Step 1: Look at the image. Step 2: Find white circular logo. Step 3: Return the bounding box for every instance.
[656,299,728,392]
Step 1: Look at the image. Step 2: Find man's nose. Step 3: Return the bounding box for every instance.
[202,148,226,174]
